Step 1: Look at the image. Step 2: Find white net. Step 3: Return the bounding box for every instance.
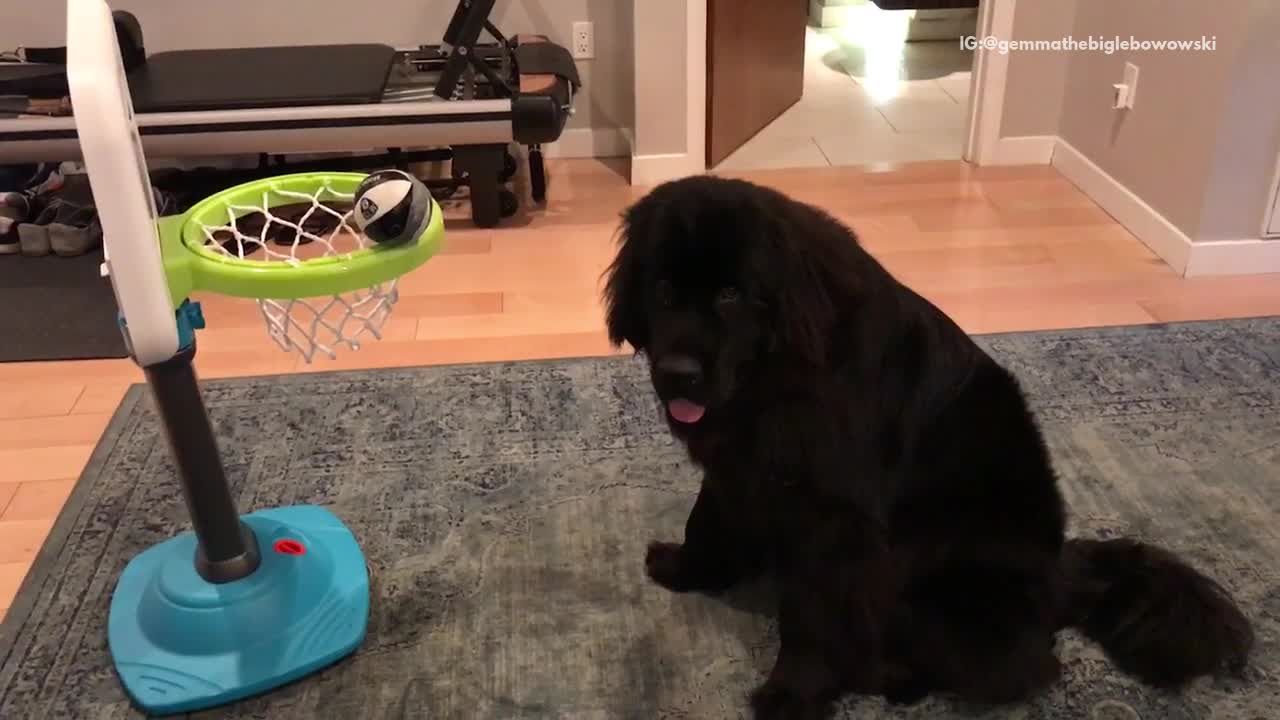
[195,181,400,363]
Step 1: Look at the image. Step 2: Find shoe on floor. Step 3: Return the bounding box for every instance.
[51,212,102,257]
[0,191,32,254]
[0,214,19,255]
[17,221,51,256]
[17,197,100,257]
[4,177,55,256]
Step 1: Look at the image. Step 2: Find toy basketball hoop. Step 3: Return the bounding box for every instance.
[65,0,443,714]
[161,170,443,362]
[73,27,442,370]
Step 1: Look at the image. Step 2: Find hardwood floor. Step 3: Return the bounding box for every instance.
[3,157,1280,620]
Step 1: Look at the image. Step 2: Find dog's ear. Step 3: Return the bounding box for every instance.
[760,206,853,368]
[769,240,833,367]
[602,220,651,352]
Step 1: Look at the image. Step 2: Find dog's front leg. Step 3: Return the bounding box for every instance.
[646,478,763,593]
[749,507,890,720]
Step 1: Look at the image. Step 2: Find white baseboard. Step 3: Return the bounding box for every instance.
[1050,137,1280,276]
[1051,138,1194,274]
[1184,238,1280,276]
[984,135,1056,165]
[541,127,631,159]
[630,152,705,187]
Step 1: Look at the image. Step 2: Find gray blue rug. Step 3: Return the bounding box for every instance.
[2,318,1279,719]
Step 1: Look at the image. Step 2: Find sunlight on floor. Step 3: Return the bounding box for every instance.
[836,6,915,105]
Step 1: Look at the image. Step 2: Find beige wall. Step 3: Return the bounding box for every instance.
[999,0,1075,137]
[1000,0,1279,242]
[1057,0,1248,239]
[0,0,634,135]
[631,1,688,158]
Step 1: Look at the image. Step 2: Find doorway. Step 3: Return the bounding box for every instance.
[706,1,979,172]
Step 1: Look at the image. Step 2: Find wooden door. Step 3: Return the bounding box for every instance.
[706,0,808,167]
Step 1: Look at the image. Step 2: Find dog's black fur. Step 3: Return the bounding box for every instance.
[602,175,1255,719]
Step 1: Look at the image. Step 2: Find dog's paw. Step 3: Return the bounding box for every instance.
[644,542,699,592]
[882,679,930,706]
[879,662,931,706]
[645,541,743,594]
[749,679,833,720]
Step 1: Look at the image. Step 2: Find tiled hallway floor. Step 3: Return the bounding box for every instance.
[716,16,975,172]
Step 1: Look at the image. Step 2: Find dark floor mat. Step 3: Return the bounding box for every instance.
[0,248,128,362]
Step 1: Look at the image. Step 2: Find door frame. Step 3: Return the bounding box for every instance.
[687,0,707,174]
[1264,149,1280,238]
[963,0,1017,165]
[681,0,1017,173]
[630,0,707,186]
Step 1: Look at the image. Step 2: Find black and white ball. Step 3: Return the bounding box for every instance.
[352,169,432,245]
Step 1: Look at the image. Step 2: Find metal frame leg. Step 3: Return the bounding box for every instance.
[453,143,506,228]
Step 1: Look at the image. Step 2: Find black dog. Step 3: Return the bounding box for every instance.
[602,175,1254,719]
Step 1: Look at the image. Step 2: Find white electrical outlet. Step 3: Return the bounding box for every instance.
[572,21,594,59]
[1112,62,1139,109]
[1122,62,1139,108]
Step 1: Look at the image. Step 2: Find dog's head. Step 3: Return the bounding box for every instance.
[602,176,852,428]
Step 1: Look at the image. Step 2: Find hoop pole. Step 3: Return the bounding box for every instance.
[143,343,260,583]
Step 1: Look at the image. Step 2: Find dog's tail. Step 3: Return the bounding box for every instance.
[1057,537,1254,688]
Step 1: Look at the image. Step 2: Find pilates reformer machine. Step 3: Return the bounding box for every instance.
[0,0,581,227]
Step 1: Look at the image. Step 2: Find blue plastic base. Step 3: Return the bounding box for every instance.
[107,504,370,716]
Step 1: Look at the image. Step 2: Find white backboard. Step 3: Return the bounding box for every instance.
[66,0,180,366]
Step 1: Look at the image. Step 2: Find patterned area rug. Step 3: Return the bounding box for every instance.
[2,318,1278,719]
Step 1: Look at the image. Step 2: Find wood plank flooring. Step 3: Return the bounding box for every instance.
[3,157,1280,619]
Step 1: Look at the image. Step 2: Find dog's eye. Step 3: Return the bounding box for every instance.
[716,287,739,304]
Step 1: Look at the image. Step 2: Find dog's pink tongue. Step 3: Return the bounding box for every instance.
[668,399,706,424]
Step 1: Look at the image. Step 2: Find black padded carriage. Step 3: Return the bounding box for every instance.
[0,0,582,228]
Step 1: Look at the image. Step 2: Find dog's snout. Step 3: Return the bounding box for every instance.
[656,354,703,387]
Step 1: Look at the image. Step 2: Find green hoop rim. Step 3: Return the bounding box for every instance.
[158,171,444,305]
